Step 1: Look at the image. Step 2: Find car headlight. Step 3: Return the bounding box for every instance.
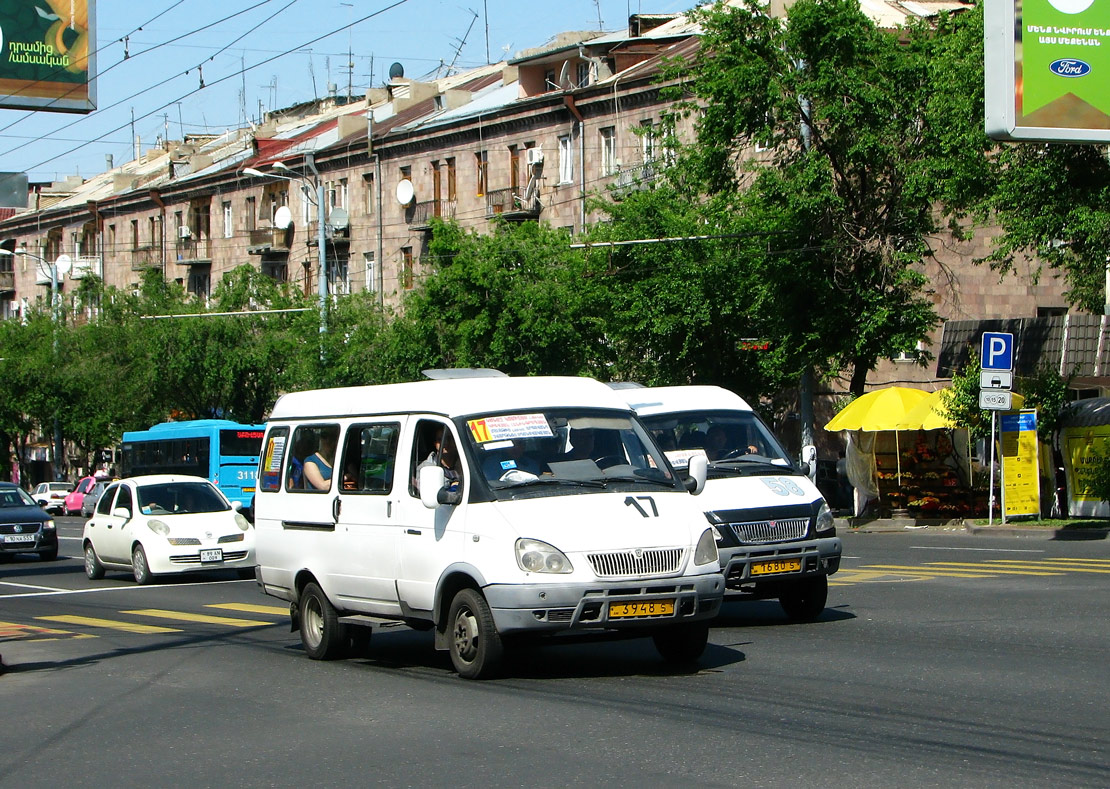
[234,513,251,531]
[43,519,55,531]
[694,528,719,566]
[147,519,170,537]
[815,502,835,535]
[515,538,573,574]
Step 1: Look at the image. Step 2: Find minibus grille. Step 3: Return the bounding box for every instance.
[587,548,684,578]
[727,518,809,544]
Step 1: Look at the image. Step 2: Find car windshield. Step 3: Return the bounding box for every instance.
[136,482,230,515]
[0,488,37,508]
[462,408,678,500]
[640,409,794,477]
[49,483,72,492]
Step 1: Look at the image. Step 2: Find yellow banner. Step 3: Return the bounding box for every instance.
[1000,410,1039,518]
[1061,424,1110,502]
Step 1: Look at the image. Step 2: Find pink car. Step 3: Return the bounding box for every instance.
[65,476,99,516]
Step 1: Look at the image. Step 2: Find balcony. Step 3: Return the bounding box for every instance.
[174,238,212,265]
[410,199,457,231]
[611,162,659,199]
[130,246,161,270]
[0,270,14,293]
[247,227,290,255]
[70,255,102,279]
[305,220,350,247]
[484,188,541,221]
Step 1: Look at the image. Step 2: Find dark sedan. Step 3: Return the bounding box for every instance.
[0,482,58,562]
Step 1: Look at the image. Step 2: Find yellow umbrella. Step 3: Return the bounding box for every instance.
[896,388,1026,430]
[824,387,930,432]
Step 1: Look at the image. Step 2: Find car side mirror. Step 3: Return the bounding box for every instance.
[419,465,447,509]
[685,454,707,495]
[112,507,131,520]
[231,501,243,511]
[799,444,817,478]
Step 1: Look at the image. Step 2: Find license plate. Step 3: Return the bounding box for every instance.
[751,559,802,576]
[608,599,675,618]
[4,534,35,543]
[243,487,255,493]
[199,549,223,563]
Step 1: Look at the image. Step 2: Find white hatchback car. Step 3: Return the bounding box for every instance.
[82,474,256,584]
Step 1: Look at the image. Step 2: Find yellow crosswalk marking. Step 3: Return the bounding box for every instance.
[1039,558,1110,564]
[37,615,181,634]
[0,620,73,637]
[123,609,273,627]
[205,602,289,616]
[968,561,1110,575]
[860,564,998,577]
[921,562,1067,575]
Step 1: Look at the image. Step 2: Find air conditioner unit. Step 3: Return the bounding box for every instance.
[178,226,192,239]
[526,147,544,166]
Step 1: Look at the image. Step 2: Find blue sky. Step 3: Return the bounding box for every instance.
[0,0,692,183]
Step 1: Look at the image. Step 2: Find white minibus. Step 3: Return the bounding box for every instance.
[254,374,724,678]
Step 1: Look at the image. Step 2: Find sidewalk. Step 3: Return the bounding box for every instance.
[836,515,1110,539]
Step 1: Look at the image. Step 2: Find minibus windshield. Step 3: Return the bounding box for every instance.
[638,409,794,478]
[463,408,678,499]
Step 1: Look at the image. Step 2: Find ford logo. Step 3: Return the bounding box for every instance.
[1050,59,1091,78]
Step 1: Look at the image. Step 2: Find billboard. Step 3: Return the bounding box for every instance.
[985,0,1110,142]
[0,0,96,113]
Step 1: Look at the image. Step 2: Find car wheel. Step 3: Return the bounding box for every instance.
[38,546,58,561]
[299,582,345,660]
[652,621,710,665]
[132,544,154,585]
[447,588,503,679]
[779,575,829,622]
[84,542,105,580]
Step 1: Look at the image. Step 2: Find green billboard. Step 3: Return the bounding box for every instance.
[0,0,96,114]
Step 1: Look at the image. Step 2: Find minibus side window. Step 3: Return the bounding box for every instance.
[287,424,340,492]
[340,423,400,494]
[409,419,461,497]
[258,427,289,493]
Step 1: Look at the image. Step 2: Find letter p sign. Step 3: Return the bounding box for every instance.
[980,332,1014,371]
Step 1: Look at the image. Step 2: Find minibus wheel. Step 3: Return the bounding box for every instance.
[299,582,345,660]
[447,588,503,679]
[779,575,828,622]
[652,621,709,665]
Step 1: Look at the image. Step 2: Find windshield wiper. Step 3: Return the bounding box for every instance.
[494,476,607,489]
[599,474,678,488]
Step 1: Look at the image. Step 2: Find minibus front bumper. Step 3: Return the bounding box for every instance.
[483,572,725,634]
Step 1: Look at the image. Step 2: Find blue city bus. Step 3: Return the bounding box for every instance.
[120,420,266,512]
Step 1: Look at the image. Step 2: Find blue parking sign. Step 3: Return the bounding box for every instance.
[981,332,1014,371]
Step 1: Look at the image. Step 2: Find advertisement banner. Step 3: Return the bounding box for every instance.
[0,0,96,113]
[1060,423,1110,516]
[985,0,1110,142]
[1000,410,1040,518]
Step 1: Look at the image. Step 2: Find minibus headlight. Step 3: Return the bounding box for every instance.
[147,519,170,537]
[694,528,719,566]
[234,513,251,531]
[515,538,573,574]
[815,502,835,535]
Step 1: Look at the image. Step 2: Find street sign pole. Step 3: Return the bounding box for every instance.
[989,410,996,526]
[980,332,1014,527]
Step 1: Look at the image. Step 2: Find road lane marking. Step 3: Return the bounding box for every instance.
[36,615,181,634]
[0,580,68,592]
[123,608,274,627]
[206,602,289,616]
[865,563,1062,576]
[973,561,1110,574]
[0,578,249,599]
[909,546,1045,553]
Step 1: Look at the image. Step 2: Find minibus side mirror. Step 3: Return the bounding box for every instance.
[418,465,461,509]
[685,455,707,495]
[799,444,817,479]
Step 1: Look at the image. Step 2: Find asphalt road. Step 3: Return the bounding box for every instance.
[1,518,1107,788]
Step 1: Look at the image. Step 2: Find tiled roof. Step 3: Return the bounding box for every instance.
[937,316,1110,379]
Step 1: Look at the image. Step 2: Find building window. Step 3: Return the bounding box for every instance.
[363,251,376,293]
[301,185,313,225]
[475,151,488,196]
[577,61,590,87]
[640,119,656,163]
[600,127,616,175]
[363,173,375,216]
[330,256,350,295]
[188,267,211,301]
[245,197,256,232]
[446,157,456,201]
[509,146,520,195]
[149,216,161,249]
[108,224,116,253]
[401,246,413,290]
[558,135,573,184]
[222,201,233,238]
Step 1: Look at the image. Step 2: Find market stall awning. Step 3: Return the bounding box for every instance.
[895,388,1026,430]
[824,387,930,432]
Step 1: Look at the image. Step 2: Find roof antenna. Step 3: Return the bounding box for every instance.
[446,9,479,75]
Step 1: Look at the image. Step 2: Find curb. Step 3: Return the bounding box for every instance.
[837,516,1109,539]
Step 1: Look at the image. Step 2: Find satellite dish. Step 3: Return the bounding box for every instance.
[273,206,292,229]
[54,253,72,276]
[396,179,415,205]
[388,62,405,80]
[558,60,573,90]
[330,207,349,230]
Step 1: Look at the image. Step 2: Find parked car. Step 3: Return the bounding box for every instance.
[0,481,58,561]
[81,478,114,519]
[32,481,73,514]
[82,474,255,584]
[65,475,99,516]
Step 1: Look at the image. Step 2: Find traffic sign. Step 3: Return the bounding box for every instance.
[981,332,1014,371]
[979,389,1013,410]
[979,370,1013,390]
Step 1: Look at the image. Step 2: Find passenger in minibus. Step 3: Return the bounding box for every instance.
[304,432,338,491]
